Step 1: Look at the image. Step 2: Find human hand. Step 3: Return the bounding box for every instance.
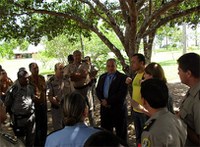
[101,99,108,107]
[52,96,60,106]
[125,77,132,84]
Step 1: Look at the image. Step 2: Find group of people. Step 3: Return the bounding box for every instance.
[96,52,200,146]
[0,51,199,147]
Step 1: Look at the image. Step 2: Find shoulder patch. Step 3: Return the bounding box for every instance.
[1,132,18,144]
[142,138,151,147]
[143,119,156,131]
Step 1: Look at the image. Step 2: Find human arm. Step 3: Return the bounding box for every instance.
[187,125,200,145]
[96,74,106,102]
[129,97,150,116]
[70,63,89,82]
[46,80,60,106]
[106,73,128,107]
[70,70,87,82]
[188,101,200,145]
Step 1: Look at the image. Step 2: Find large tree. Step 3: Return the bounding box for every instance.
[0,0,200,72]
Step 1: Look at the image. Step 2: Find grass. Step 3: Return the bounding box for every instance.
[40,70,54,76]
[159,60,177,66]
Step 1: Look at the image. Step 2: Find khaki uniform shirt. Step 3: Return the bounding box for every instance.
[0,78,13,97]
[141,108,187,147]
[179,81,200,146]
[0,130,24,147]
[28,75,46,105]
[0,78,13,96]
[64,62,90,88]
[46,75,74,101]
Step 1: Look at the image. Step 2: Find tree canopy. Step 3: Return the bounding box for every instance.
[0,0,200,72]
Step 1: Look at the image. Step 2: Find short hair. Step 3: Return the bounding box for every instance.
[84,131,128,147]
[54,63,64,71]
[145,62,167,83]
[84,56,91,61]
[1,69,6,74]
[17,68,28,79]
[177,53,200,78]
[29,62,37,71]
[132,53,146,65]
[141,79,168,109]
[73,50,81,56]
[62,91,86,126]
[106,58,116,64]
[68,54,74,62]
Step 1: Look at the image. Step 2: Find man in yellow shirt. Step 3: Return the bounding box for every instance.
[130,53,147,146]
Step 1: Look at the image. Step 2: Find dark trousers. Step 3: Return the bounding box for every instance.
[132,111,147,146]
[34,104,47,147]
[100,106,128,143]
[13,113,36,147]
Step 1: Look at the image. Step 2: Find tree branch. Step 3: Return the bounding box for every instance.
[13,2,95,30]
[93,28,128,69]
[136,0,146,11]
[138,0,184,38]
[91,0,125,47]
[143,5,200,37]
[119,0,129,23]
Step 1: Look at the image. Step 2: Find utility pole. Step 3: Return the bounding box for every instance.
[182,23,187,54]
[80,32,84,58]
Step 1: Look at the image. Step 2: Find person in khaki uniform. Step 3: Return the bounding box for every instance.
[177,53,200,146]
[64,50,95,126]
[28,63,47,146]
[46,63,74,131]
[0,99,25,147]
[141,79,187,147]
[0,69,13,102]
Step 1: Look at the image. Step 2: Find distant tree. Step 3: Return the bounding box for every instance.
[0,39,18,59]
[0,0,199,73]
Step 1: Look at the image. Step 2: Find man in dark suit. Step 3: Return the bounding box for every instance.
[96,58,128,143]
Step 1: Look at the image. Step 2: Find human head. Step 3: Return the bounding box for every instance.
[73,50,82,64]
[144,62,167,83]
[0,69,8,80]
[84,130,128,147]
[29,62,39,76]
[68,54,74,64]
[62,91,87,126]
[54,63,64,77]
[84,56,91,64]
[177,53,200,85]
[106,58,117,74]
[17,68,29,86]
[131,53,145,72]
[141,79,168,110]
[0,99,7,123]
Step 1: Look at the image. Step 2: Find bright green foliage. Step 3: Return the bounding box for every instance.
[0,0,200,71]
[0,39,18,59]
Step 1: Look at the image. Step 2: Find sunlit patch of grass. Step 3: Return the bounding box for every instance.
[159,60,177,66]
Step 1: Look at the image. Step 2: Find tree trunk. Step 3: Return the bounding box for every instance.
[143,32,156,64]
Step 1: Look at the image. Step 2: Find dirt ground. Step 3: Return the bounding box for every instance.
[2,82,188,147]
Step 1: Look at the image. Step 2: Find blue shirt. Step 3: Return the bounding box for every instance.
[45,123,100,147]
[103,73,115,98]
